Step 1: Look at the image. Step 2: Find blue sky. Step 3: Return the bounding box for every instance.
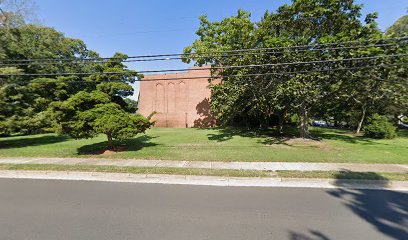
[35,0,407,99]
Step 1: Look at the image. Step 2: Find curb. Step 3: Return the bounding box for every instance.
[0,170,407,191]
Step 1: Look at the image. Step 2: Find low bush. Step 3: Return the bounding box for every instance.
[364,114,397,139]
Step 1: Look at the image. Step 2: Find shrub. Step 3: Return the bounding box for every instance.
[364,114,397,139]
[289,114,300,126]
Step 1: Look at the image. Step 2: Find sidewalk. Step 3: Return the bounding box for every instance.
[0,157,407,173]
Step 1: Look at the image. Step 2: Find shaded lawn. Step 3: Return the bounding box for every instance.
[0,127,408,163]
[277,170,408,181]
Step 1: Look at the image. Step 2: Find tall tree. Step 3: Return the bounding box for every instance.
[386,15,408,37]
[383,14,408,123]
[0,24,98,135]
[184,0,389,137]
[0,0,36,27]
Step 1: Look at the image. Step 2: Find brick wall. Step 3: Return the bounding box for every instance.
[138,66,219,128]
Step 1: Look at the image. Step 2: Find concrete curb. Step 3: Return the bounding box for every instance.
[0,170,407,191]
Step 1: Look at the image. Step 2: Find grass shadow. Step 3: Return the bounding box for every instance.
[205,127,296,144]
[204,126,375,146]
[334,170,389,181]
[77,135,159,155]
[258,137,291,145]
[328,171,408,239]
[205,126,407,148]
[0,135,69,149]
[397,127,408,138]
[310,128,386,145]
[313,127,408,145]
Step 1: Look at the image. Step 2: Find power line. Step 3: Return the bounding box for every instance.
[146,37,408,56]
[0,71,135,77]
[0,42,398,66]
[1,37,406,64]
[1,63,406,84]
[139,63,408,81]
[77,28,197,38]
[128,37,408,59]
[66,15,339,39]
[125,53,408,74]
[1,53,405,76]
[122,43,407,63]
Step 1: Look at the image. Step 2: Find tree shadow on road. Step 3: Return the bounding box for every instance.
[288,230,330,240]
[76,135,159,155]
[0,135,69,149]
[327,172,408,240]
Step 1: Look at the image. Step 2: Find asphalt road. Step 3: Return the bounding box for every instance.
[0,179,407,240]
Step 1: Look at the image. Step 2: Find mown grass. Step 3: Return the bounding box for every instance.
[277,170,408,181]
[1,127,408,163]
[0,163,406,181]
[0,163,270,178]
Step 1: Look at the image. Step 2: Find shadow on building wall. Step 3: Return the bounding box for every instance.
[193,98,217,128]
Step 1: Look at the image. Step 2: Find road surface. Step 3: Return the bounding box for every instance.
[0,179,406,240]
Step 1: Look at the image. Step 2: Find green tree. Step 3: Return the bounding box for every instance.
[0,0,36,27]
[384,14,408,122]
[184,0,389,138]
[124,98,138,113]
[0,24,98,135]
[364,114,397,139]
[51,53,152,149]
[386,15,408,37]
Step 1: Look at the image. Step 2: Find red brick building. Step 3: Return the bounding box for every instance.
[138,66,218,128]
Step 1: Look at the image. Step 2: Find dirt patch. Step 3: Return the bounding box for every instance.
[101,150,116,155]
[90,146,127,155]
[285,138,326,147]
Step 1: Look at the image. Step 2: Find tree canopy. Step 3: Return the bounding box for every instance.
[386,15,408,37]
[183,0,408,137]
[0,24,99,135]
[0,16,152,147]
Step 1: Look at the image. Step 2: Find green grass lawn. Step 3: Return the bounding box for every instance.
[0,127,408,163]
[0,164,270,178]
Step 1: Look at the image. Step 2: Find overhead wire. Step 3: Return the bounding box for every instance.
[0,37,406,64]
[0,53,406,76]
[1,62,406,84]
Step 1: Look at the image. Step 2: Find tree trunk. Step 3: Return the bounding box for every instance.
[356,105,366,134]
[299,105,309,139]
[334,119,339,128]
[106,132,114,150]
[277,110,285,135]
